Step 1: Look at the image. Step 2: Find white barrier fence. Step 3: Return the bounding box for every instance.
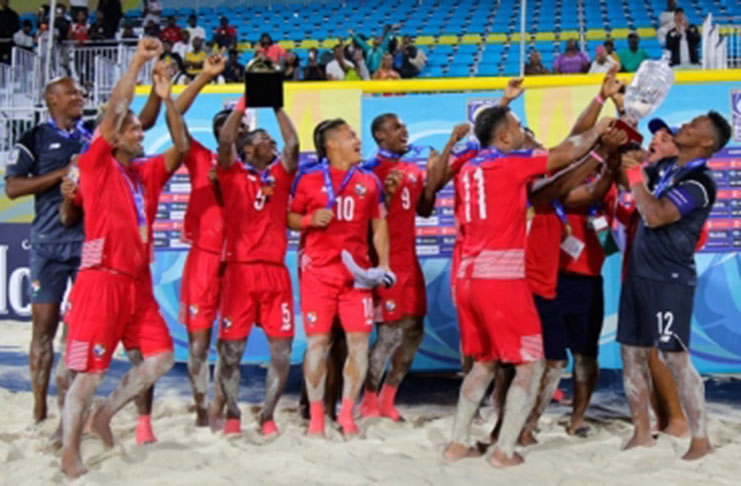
[0,107,48,167]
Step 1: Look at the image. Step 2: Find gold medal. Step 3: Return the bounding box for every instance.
[140,225,149,244]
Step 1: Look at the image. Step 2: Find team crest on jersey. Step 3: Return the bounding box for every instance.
[355,183,367,197]
[248,175,258,182]
[222,316,233,329]
[7,148,19,166]
[306,311,318,325]
[93,343,106,359]
[31,280,41,295]
[385,300,396,312]
[408,174,418,185]
[189,304,199,317]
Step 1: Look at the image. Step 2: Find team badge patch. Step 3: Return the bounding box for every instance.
[408,174,418,185]
[306,311,318,325]
[355,183,367,197]
[385,300,396,312]
[222,316,233,329]
[7,148,19,167]
[93,343,106,359]
[189,304,199,317]
[31,280,41,295]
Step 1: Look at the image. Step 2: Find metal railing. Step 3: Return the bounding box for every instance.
[10,47,43,106]
[93,55,122,108]
[0,107,48,167]
[66,41,122,87]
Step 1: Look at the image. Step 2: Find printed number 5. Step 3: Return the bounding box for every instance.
[281,302,292,331]
[656,311,674,343]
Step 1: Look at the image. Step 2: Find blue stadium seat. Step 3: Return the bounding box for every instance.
[448,64,471,77]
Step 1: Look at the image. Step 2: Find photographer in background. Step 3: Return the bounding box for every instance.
[303,47,326,80]
[666,8,700,67]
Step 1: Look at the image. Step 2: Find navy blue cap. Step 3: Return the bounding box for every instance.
[648,118,679,136]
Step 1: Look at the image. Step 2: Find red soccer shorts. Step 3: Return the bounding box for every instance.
[65,269,173,373]
[219,262,294,340]
[456,276,543,364]
[376,263,426,323]
[180,244,222,332]
[300,268,374,335]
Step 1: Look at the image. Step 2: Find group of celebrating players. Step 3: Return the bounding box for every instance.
[3,37,732,478]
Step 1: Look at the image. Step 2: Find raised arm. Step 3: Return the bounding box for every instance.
[621,150,681,228]
[427,123,470,194]
[499,77,524,107]
[546,117,613,171]
[569,67,622,136]
[156,72,190,172]
[99,37,162,144]
[276,107,299,173]
[176,52,226,116]
[217,97,245,169]
[417,149,439,217]
[138,60,169,130]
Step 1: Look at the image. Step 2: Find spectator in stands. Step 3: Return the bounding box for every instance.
[619,33,650,72]
[223,48,244,82]
[351,25,393,74]
[525,49,549,75]
[69,0,88,25]
[185,35,207,79]
[161,39,187,83]
[117,21,137,40]
[88,10,109,41]
[348,48,370,80]
[53,4,71,42]
[554,39,590,74]
[396,35,423,78]
[588,46,620,73]
[373,52,400,80]
[213,16,236,49]
[603,39,620,63]
[97,0,122,39]
[185,14,205,49]
[666,8,700,67]
[174,29,190,57]
[283,50,301,80]
[0,0,20,63]
[326,44,355,81]
[142,0,161,28]
[69,10,89,44]
[13,19,33,50]
[143,18,160,38]
[303,47,326,80]
[255,32,286,64]
[160,15,182,44]
[657,0,677,47]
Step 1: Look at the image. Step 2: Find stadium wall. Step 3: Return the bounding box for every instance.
[2,72,741,373]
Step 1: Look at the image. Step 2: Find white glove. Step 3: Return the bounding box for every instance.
[341,250,396,289]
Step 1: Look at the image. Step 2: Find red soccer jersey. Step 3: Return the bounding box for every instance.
[160,26,183,44]
[364,155,425,270]
[558,185,617,276]
[456,148,549,279]
[182,140,224,253]
[77,137,171,278]
[448,141,479,247]
[525,204,562,299]
[291,163,385,285]
[218,159,294,264]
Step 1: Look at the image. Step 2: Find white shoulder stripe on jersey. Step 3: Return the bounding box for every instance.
[14,143,35,161]
[681,179,710,208]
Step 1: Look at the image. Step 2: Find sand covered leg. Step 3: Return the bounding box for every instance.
[127,349,156,444]
[444,360,495,462]
[663,351,712,460]
[60,372,104,478]
[338,332,370,435]
[569,353,599,436]
[187,329,212,427]
[30,302,62,423]
[379,316,425,421]
[620,345,655,450]
[304,334,330,435]
[212,339,247,434]
[520,360,566,445]
[648,348,689,437]
[361,323,402,417]
[260,337,292,435]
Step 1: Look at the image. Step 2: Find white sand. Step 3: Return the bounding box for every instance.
[1,320,740,486]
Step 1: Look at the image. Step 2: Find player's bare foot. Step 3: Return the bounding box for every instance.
[682,438,713,461]
[661,419,690,438]
[195,408,209,427]
[443,442,483,462]
[518,428,538,446]
[51,421,63,449]
[489,448,524,468]
[208,408,225,433]
[567,420,591,438]
[622,430,655,450]
[90,410,114,449]
[61,449,87,479]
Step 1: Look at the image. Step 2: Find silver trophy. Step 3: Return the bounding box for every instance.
[624,56,675,122]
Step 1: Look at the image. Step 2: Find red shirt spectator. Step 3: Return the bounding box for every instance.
[214,16,237,49]
[70,11,89,44]
[160,15,183,44]
[255,33,286,63]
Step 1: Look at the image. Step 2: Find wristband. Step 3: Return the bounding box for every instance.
[235,96,247,112]
[625,166,645,187]
[594,95,605,105]
[300,213,313,229]
[589,150,605,164]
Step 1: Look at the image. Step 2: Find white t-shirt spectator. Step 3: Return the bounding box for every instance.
[13,30,34,49]
[657,10,675,47]
[173,40,191,58]
[185,26,206,47]
[69,0,88,7]
[588,55,618,74]
[326,58,354,80]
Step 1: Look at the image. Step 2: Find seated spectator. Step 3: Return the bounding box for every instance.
[554,39,589,73]
[174,29,190,57]
[525,49,549,75]
[351,25,393,74]
[160,40,186,80]
[303,47,326,80]
[117,21,137,40]
[223,48,244,82]
[603,39,620,63]
[69,10,89,44]
[373,52,400,80]
[618,33,650,72]
[397,35,424,78]
[13,20,35,50]
[185,14,205,49]
[69,0,88,25]
[588,46,620,73]
[160,15,182,44]
[185,36,207,78]
[283,50,300,80]
[255,33,286,64]
[213,16,236,49]
[666,8,700,67]
[657,0,677,47]
[143,19,160,38]
[0,0,20,63]
[326,44,355,81]
[88,10,108,41]
[142,0,161,28]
